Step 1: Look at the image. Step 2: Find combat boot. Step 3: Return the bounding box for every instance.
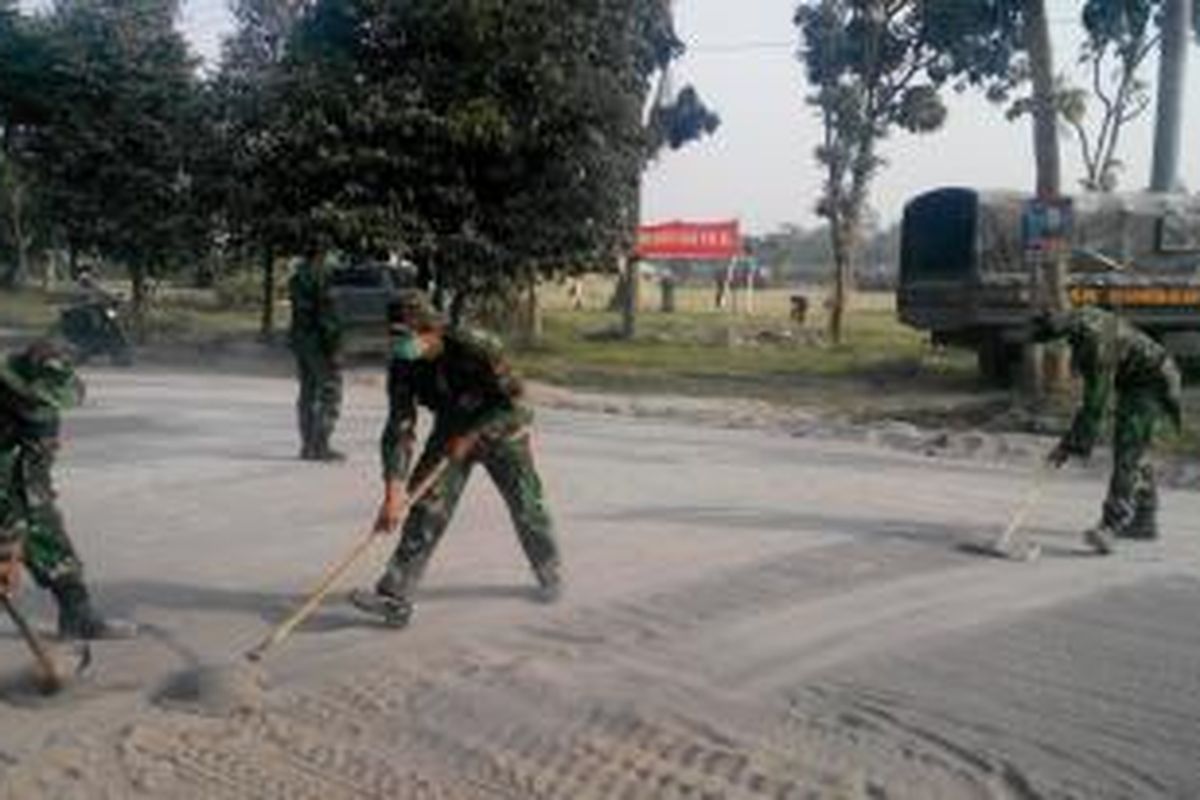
[1121,505,1159,540]
[311,436,345,462]
[51,578,138,640]
[1083,523,1116,556]
[349,588,413,628]
[532,561,562,604]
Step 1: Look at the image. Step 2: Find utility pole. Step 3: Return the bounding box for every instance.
[1022,0,1070,397]
[1149,0,1191,191]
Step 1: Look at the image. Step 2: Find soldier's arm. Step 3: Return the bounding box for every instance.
[375,361,418,533]
[1061,335,1108,457]
[380,360,418,481]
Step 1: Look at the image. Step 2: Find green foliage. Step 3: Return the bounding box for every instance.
[12,0,206,314]
[796,0,949,342]
[235,0,711,302]
[917,0,1023,87]
[511,302,976,410]
[214,267,277,310]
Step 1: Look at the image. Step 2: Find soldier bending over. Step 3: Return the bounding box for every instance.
[352,291,562,626]
[1031,306,1183,554]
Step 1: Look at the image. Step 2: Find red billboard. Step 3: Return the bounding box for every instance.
[636,220,742,260]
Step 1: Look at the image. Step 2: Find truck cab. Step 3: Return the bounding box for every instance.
[898,187,1200,382]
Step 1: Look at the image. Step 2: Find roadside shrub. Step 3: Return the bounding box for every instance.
[213,268,288,310]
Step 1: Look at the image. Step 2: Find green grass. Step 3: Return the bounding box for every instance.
[0,286,267,345]
[511,304,983,416]
[0,288,60,330]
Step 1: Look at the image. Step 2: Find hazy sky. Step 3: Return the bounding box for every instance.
[26,0,1200,235]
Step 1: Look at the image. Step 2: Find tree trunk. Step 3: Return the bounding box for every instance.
[620,254,639,339]
[0,159,28,290]
[1150,0,1191,191]
[259,246,276,340]
[522,278,542,346]
[131,265,148,343]
[828,218,852,345]
[1023,0,1069,397]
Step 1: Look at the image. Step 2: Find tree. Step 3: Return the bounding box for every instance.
[211,0,309,337]
[27,0,205,324]
[796,0,947,344]
[1060,0,1161,191]
[265,0,715,335]
[0,1,53,288]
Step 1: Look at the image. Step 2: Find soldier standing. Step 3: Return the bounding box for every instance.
[1031,306,1183,554]
[288,247,344,461]
[351,291,562,627]
[0,341,136,639]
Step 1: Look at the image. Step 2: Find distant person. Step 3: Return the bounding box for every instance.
[1031,306,1183,554]
[790,294,809,326]
[0,341,136,639]
[568,278,585,311]
[351,290,562,627]
[288,246,344,461]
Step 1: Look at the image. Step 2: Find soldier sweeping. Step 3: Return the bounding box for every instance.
[0,341,136,639]
[1030,306,1183,554]
[352,291,562,627]
[288,247,344,461]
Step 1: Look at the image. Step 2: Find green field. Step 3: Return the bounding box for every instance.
[514,283,984,419]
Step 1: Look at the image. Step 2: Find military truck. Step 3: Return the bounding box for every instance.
[897,187,1200,382]
[328,260,418,356]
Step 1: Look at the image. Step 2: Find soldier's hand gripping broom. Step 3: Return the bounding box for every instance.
[245,456,452,663]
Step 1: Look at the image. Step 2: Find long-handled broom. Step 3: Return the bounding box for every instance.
[2,593,90,695]
[963,458,1050,561]
[158,458,450,715]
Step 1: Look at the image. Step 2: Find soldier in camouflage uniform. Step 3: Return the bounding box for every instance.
[0,341,136,639]
[351,291,562,627]
[1032,306,1183,555]
[288,248,344,461]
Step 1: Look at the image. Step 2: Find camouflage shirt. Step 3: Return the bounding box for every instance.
[0,383,61,543]
[1059,306,1180,456]
[380,326,526,479]
[288,258,341,354]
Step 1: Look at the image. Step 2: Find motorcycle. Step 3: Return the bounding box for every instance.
[59,297,134,366]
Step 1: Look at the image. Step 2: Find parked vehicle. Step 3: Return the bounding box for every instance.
[897,187,1200,383]
[327,261,418,355]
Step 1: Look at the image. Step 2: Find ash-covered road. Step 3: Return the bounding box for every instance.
[3,367,1199,799]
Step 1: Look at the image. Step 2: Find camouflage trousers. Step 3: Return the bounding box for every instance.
[294,348,343,455]
[1101,385,1162,534]
[0,488,84,589]
[378,423,559,597]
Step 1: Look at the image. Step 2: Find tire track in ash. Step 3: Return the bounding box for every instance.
[117,709,461,800]
[517,536,963,664]
[273,641,1026,800]
[280,649,829,799]
[775,577,1200,800]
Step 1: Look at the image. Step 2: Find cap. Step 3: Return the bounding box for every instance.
[0,341,85,409]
